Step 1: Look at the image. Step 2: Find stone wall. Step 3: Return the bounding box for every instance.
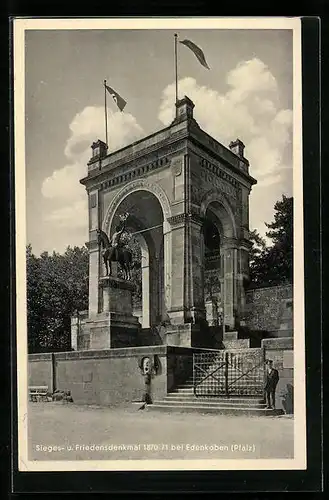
[28,346,214,406]
[245,284,293,337]
[28,353,53,389]
[262,337,294,413]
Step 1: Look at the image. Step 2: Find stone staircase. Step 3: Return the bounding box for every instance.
[147,376,284,416]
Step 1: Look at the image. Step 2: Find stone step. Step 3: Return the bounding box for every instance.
[172,387,195,393]
[147,403,284,417]
[163,398,266,408]
[173,385,262,395]
[164,395,265,404]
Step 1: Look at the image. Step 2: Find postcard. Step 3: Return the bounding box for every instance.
[14,16,306,472]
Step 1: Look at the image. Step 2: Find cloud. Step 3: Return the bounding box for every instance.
[226,58,278,102]
[158,58,293,236]
[41,106,144,228]
[42,163,84,201]
[44,199,88,228]
[64,106,144,162]
[41,57,292,245]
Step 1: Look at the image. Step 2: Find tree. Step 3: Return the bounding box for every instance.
[26,245,89,353]
[249,229,267,267]
[249,195,293,287]
[265,195,293,283]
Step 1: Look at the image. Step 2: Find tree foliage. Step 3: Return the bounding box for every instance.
[26,245,89,353]
[249,229,267,266]
[249,195,293,287]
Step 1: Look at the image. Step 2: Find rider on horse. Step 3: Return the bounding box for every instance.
[111,223,125,260]
[96,213,132,280]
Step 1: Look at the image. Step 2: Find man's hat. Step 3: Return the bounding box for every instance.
[265,359,273,364]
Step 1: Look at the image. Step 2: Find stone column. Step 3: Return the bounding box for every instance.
[222,237,239,329]
[141,260,150,328]
[133,233,150,328]
[87,189,101,317]
[70,314,78,351]
[165,213,209,347]
[149,257,159,327]
[186,214,206,323]
[237,242,252,326]
[86,236,100,316]
[163,218,172,316]
[166,214,186,325]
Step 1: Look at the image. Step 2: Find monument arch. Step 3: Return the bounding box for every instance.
[78,95,256,349]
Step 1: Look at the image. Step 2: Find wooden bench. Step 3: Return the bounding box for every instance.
[29,386,49,402]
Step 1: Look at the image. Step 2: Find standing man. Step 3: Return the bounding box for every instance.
[264,359,280,409]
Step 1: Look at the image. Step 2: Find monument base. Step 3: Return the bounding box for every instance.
[85,312,140,349]
[78,275,141,350]
[165,321,215,348]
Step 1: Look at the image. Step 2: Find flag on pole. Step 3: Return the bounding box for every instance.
[179,39,210,70]
[104,84,127,111]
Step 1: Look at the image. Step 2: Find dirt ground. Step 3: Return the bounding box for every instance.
[27,402,294,462]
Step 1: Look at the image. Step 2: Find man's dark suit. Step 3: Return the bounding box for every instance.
[264,368,279,408]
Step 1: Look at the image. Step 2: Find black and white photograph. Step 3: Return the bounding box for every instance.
[14,17,306,471]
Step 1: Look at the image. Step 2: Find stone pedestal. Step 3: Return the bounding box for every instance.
[165,322,213,348]
[86,276,141,349]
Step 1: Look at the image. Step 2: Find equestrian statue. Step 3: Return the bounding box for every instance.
[96,213,133,280]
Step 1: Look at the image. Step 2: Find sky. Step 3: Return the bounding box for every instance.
[24,26,294,255]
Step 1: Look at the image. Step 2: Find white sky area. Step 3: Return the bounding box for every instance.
[25,28,293,255]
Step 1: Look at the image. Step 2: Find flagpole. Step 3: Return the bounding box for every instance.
[174,33,178,117]
[104,79,108,147]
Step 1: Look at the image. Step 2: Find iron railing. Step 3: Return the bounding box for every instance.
[193,348,266,397]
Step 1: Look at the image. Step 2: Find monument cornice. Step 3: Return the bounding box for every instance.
[188,129,257,187]
[80,127,190,190]
[198,156,239,189]
[80,121,257,193]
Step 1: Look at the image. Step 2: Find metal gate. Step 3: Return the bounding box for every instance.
[193,348,266,397]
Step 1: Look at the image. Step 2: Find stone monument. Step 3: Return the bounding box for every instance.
[75,96,256,350]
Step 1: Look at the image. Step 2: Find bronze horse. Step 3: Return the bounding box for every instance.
[96,228,133,280]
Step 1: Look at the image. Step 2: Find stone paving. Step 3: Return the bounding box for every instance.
[28,402,294,461]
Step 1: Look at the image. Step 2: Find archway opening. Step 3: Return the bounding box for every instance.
[202,201,232,327]
[202,199,236,329]
[202,215,221,327]
[109,190,164,329]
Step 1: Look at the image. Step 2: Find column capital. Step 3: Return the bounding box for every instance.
[239,238,253,251]
[189,213,204,226]
[167,213,189,227]
[222,237,239,250]
[167,212,204,228]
